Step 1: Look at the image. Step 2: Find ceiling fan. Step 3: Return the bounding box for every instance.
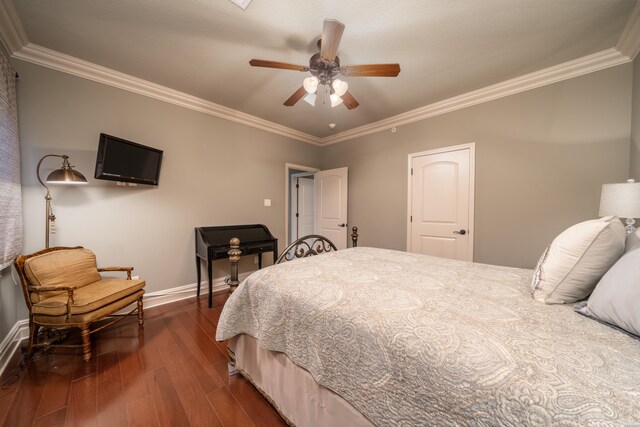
[249,19,401,110]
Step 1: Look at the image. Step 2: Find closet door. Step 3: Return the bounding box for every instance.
[408,144,475,261]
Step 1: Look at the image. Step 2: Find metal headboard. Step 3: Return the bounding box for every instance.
[276,235,338,264]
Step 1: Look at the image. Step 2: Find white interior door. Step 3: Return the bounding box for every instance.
[289,174,314,242]
[408,144,475,261]
[314,167,348,249]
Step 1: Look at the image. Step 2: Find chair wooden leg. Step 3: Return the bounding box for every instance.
[27,318,38,359]
[137,297,144,326]
[80,326,92,362]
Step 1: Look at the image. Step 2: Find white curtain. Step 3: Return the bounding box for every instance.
[0,46,21,270]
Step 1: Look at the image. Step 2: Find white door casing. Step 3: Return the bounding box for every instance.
[407,143,475,261]
[285,163,319,246]
[289,174,314,242]
[314,167,349,249]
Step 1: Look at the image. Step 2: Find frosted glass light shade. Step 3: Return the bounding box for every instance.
[332,79,348,97]
[599,180,640,219]
[303,76,319,94]
[303,92,317,106]
[330,93,343,107]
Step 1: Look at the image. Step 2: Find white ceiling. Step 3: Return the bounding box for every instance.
[6,0,639,139]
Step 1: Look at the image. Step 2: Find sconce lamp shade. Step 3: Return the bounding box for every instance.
[599,180,640,219]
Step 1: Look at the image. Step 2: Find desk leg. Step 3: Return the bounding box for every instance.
[196,257,201,297]
[207,260,213,308]
[258,253,262,269]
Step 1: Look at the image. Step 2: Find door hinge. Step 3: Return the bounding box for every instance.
[296,184,299,189]
[410,215,412,222]
[411,168,413,175]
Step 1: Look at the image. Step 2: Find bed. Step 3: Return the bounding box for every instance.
[216,246,640,426]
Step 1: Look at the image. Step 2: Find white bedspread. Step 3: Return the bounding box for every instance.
[216,247,640,426]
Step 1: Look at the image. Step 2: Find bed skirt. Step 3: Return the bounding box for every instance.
[229,334,374,427]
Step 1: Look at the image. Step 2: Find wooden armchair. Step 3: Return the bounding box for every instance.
[14,246,145,362]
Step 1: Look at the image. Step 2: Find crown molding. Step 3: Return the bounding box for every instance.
[12,43,322,146]
[2,1,637,147]
[0,0,27,54]
[319,48,631,145]
[616,2,640,60]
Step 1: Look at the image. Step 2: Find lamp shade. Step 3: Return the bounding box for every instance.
[303,92,317,106]
[330,93,343,107]
[599,180,640,219]
[332,79,348,97]
[46,168,88,184]
[303,76,318,94]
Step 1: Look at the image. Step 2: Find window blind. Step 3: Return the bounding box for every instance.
[0,46,21,270]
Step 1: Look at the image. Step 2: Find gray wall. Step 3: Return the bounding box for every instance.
[0,59,634,344]
[322,64,632,269]
[631,54,640,180]
[1,60,320,339]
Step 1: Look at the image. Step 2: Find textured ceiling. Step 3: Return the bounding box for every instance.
[11,0,637,138]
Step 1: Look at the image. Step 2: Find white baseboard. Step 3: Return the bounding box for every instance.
[0,271,254,376]
[0,319,29,376]
[141,272,253,309]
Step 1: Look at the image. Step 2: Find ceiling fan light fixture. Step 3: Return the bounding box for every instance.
[303,92,317,106]
[303,76,319,94]
[332,79,348,97]
[330,93,343,108]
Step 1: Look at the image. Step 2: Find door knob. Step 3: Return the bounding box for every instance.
[453,229,467,235]
[338,223,347,227]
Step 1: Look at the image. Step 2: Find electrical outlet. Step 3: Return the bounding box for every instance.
[264,199,271,207]
[131,275,140,280]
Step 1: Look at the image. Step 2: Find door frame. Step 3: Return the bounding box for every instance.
[285,163,320,246]
[406,142,476,259]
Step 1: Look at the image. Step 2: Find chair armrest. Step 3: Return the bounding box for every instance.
[98,266,134,279]
[28,285,77,319]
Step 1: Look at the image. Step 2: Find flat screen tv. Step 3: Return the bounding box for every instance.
[94,133,163,185]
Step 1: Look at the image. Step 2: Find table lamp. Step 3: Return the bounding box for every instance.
[599,179,640,235]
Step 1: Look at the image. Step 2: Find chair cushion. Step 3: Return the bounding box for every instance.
[32,278,145,316]
[33,289,144,326]
[25,249,101,303]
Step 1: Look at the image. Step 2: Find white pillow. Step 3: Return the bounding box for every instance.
[531,216,625,304]
[579,246,640,337]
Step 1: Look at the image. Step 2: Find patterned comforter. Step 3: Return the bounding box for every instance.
[216,247,640,426]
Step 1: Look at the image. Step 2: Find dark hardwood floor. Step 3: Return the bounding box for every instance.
[0,292,287,427]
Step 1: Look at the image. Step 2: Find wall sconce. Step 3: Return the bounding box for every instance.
[36,154,87,248]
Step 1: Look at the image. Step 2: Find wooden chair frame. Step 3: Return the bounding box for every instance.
[14,246,144,362]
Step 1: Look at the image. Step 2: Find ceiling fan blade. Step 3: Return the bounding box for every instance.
[341,63,401,77]
[341,91,359,110]
[250,59,309,72]
[284,86,308,106]
[320,19,345,62]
